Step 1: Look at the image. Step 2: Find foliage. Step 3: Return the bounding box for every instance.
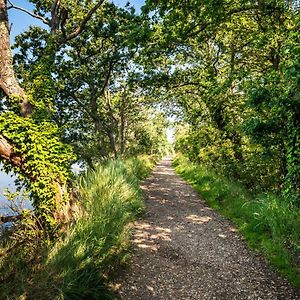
[1,0,168,230]
[124,154,160,179]
[1,0,299,294]
[0,155,158,299]
[13,2,170,167]
[141,0,300,202]
[0,112,75,227]
[125,110,170,157]
[173,154,300,286]
[0,0,109,229]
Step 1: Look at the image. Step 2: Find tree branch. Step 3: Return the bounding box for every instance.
[0,214,23,224]
[60,8,68,38]
[50,0,60,31]
[185,5,260,39]
[7,0,50,26]
[0,135,23,167]
[0,134,39,181]
[61,0,105,42]
[69,91,92,118]
[99,58,115,95]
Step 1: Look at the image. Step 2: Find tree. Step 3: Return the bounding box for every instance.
[9,1,170,171]
[0,0,105,228]
[142,0,300,199]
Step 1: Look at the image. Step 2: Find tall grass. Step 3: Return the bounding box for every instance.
[173,154,300,287]
[0,155,158,299]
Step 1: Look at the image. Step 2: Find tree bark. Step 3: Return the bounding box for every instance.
[0,0,31,179]
[0,135,22,167]
[105,90,118,158]
[120,96,127,156]
[0,0,33,117]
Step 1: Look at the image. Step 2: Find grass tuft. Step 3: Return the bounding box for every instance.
[0,155,158,299]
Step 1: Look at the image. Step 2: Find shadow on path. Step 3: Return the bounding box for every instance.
[114,157,300,300]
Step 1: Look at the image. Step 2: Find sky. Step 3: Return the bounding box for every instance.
[8,0,145,41]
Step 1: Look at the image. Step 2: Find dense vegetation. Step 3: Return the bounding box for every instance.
[143,0,300,202]
[0,0,299,298]
[0,155,158,299]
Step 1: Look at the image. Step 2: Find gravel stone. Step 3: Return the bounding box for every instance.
[114,157,300,300]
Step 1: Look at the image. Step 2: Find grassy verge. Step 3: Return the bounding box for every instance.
[173,154,300,287]
[0,155,158,299]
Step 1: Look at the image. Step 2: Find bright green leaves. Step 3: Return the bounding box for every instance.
[0,112,75,225]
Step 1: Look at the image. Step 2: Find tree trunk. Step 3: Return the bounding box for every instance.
[0,0,67,226]
[105,90,118,158]
[0,0,32,181]
[0,0,33,116]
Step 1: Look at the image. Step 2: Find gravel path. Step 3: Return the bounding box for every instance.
[114,157,300,300]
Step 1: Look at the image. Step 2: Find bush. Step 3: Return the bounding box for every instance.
[124,154,159,180]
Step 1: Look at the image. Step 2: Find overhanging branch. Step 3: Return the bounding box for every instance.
[0,214,23,224]
[7,0,50,26]
[60,0,105,43]
[0,135,23,167]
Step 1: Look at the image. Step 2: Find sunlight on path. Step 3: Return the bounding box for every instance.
[114,157,299,300]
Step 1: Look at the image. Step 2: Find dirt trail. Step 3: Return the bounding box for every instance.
[115,157,300,300]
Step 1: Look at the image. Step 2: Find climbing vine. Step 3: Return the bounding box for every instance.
[0,112,75,227]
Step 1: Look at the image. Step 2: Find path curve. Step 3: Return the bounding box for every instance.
[115,157,300,300]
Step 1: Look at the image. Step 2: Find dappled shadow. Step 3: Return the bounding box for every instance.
[133,222,172,251]
[185,214,212,225]
[115,157,300,300]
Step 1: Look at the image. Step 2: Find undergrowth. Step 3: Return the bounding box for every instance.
[0,155,158,299]
[173,154,300,287]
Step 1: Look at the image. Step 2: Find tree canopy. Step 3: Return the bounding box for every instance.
[0,0,299,230]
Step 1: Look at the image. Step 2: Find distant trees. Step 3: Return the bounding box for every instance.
[143,0,300,201]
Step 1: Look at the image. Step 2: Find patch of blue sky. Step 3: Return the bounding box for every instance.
[8,0,146,42]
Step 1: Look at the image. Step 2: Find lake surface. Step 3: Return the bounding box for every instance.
[0,163,82,216]
[0,169,32,216]
[0,170,16,214]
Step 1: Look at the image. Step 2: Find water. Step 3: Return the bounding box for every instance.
[0,163,82,215]
[0,169,34,234]
[0,170,17,214]
[0,169,32,216]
